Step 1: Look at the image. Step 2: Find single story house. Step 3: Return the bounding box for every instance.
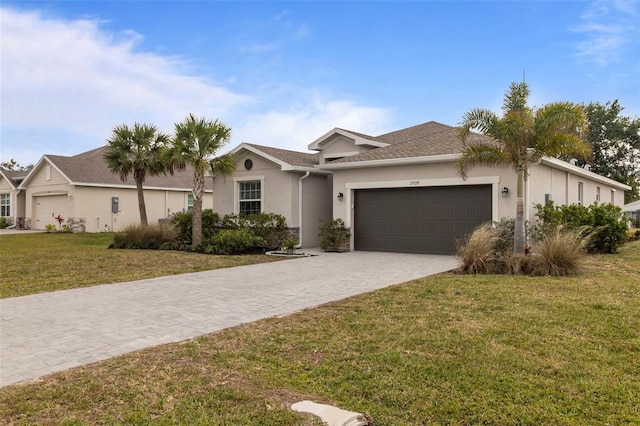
[624,199,640,226]
[212,121,631,254]
[14,146,206,232]
[0,169,28,228]
[7,121,630,254]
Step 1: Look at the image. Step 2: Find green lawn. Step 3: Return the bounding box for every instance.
[0,236,638,424]
[0,233,285,298]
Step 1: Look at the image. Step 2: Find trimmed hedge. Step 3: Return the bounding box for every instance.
[169,210,288,254]
[535,201,628,253]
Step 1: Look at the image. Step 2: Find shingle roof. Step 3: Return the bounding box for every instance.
[243,143,320,168]
[0,169,30,188]
[46,146,194,189]
[328,121,488,164]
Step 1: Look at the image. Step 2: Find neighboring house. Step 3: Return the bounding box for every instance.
[0,169,29,228]
[215,121,631,254]
[17,146,208,232]
[624,199,640,226]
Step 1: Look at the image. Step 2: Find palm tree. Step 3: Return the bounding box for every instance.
[166,114,236,248]
[456,82,591,253]
[104,123,169,226]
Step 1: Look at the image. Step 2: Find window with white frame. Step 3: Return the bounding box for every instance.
[611,189,615,204]
[0,194,9,216]
[238,180,261,215]
[187,194,194,211]
[46,165,52,181]
[578,182,584,205]
[596,186,601,202]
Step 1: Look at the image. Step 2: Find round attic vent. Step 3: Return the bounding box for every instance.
[244,159,253,170]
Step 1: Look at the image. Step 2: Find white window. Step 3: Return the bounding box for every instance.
[46,165,52,181]
[238,180,261,215]
[0,194,10,216]
[578,182,583,205]
[611,189,615,204]
[596,187,601,202]
[187,194,194,211]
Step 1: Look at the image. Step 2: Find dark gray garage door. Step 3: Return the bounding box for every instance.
[354,185,492,255]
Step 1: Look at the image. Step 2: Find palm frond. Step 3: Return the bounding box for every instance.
[502,82,530,113]
[455,144,511,180]
[456,109,499,143]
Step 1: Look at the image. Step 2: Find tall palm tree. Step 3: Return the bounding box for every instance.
[456,82,591,253]
[104,123,169,226]
[166,114,236,248]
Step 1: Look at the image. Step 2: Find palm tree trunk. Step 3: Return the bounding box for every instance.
[136,178,148,226]
[191,172,205,248]
[513,168,526,254]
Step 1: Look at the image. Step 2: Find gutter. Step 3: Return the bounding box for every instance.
[298,172,310,248]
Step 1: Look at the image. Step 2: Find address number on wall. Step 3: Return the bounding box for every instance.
[409,180,420,186]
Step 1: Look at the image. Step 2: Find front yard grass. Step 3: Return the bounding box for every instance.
[0,233,285,298]
[1,238,638,424]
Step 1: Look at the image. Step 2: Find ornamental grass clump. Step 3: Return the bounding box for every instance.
[457,223,498,274]
[458,221,590,276]
[531,226,590,276]
[111,223,177,250]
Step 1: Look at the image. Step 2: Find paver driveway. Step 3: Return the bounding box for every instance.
[0,250,458,387]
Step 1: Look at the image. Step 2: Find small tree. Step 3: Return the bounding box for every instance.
[456,82,591,253]
[166,114,236,248]
[104,123,169,226]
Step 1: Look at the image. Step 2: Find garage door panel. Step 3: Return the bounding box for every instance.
[354,185,492,255]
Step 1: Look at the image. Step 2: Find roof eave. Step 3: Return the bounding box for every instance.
[316,154,462,170]
[308,128,390,151]
[539,157,632,191]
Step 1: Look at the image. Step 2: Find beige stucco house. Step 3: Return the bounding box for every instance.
[16,147,206,232]
[0,169,28,228]
[9,120,630,254]
[214,121,631,254]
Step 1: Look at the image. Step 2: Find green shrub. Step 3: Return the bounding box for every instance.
[112,224,177,250]
[45,224,57,233]
[245,213,288,250]
[535,201,627,253]
[170,209,221,245]
[0,217,7,229]
[319,219,351,252]
[209,229,264,255]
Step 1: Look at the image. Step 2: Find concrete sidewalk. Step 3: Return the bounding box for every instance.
[0,251,458,388]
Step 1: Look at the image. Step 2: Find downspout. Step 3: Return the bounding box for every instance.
[298,172,310,248]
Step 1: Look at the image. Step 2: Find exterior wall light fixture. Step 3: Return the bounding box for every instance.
[501,187,509,198]
[337,192,344,200]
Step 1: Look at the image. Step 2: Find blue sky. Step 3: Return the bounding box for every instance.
[2,1,639,166]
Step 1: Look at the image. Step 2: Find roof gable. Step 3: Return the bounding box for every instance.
[231,143,327,173]
[0,169,30,189]
[307,128,390,151]
[20,146,195,190]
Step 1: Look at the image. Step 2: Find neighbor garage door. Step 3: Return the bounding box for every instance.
[354,185,492,255]
[33,194,69,230]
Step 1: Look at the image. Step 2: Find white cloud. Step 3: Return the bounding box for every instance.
[0,7,249,159]
[234,94,392,152]
[0,6,391,165]
[570,0,638,65]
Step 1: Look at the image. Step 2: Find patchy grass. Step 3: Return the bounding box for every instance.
[1,239,639,424]
[0,233,285,298]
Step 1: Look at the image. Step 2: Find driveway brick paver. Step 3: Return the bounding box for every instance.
[0,251,458,387]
